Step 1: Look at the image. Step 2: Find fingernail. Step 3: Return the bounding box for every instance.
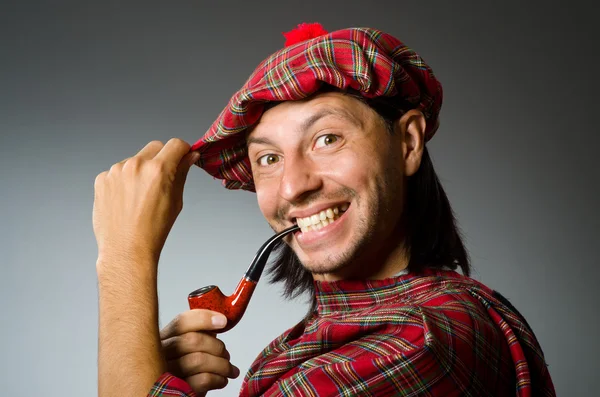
[231,365,240,378]
[190,152,200,164]
[211,315,227,328]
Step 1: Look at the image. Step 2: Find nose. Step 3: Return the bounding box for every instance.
[278,154,322,203]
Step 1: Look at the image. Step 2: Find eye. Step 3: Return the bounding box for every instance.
[314,134,339,149]
[257,154,281,167]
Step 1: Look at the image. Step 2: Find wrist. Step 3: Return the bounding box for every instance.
[96,250,159,277]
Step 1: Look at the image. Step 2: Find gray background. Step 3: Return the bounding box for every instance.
[1,1,598,396]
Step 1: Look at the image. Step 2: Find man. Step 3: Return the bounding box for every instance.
[93,24,556,396]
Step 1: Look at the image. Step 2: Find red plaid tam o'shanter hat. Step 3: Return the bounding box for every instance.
[191,23,443,192]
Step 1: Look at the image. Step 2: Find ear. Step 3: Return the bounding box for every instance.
[394,109,426,177]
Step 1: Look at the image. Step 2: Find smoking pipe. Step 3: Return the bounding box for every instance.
[188,224,300,333]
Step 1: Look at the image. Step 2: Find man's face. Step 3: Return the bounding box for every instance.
[247,92,414,280]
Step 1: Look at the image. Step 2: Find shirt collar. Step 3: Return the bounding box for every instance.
[313,268,454,316]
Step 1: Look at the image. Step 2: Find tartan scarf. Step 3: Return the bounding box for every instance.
[239,269,556,396]
[191,25,442,192]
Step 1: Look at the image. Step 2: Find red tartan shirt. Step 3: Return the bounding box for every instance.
[148,269,555,396]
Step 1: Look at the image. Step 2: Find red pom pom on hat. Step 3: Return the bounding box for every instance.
[282,22,329,47]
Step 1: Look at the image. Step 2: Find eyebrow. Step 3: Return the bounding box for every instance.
[300,107,363,132]
[247,107,362,148]
[246,136,276,147]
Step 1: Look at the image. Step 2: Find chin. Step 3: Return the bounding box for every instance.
[302,262,342,276]
[296,250,354,277]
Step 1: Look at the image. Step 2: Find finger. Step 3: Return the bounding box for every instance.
[168,352,238,378]
[181,150,200,170]
[175,151,200,185]
[111,142,162,169]
[186,372,229,393]
[94,171,107,189]
[107,161,124,175]
[160,310,228,339]
[162,331,229,360]
[166,359,239,383]
[107,155,132,174]
[135,140,164,160]
[154,138,191,168]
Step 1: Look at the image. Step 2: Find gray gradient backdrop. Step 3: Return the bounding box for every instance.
[1,1,598,396]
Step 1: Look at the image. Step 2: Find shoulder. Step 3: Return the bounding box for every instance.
[365,270,511,352]
[403,269,555,395]
[395,270,518,344]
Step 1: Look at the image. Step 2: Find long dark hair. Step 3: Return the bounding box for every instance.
[265,87,471,307]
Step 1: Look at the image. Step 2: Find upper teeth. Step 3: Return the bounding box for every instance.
[296,203,348,232]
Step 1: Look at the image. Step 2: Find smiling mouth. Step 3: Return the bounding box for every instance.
[294,203,349,233]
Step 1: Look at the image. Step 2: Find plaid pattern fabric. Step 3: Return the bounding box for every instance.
[147,372,196,397]
[147,269,555,396]
[191,27,443,192]
[239,269,556,396]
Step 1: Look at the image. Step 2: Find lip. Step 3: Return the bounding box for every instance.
[294,203,351,246]
[288,201,350,222]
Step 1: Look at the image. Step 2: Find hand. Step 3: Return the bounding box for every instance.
[93,139,199,269]
[161,310,241,396]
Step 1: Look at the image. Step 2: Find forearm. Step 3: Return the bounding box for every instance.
[97,256,167,397]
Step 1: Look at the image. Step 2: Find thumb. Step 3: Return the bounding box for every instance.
[177,151,200,181]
